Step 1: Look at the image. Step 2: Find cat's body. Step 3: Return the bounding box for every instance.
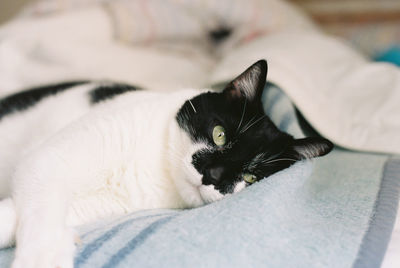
[1,84,203,222]
[0,60,333,268]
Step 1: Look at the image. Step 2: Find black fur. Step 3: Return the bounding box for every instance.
[176,60,333,194]
[0,81,88,121]
[89,83,140,104]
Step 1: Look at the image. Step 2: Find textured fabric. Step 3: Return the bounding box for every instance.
[262,83,304,138]
[68,149,388,268]
[355,159,400,268]
[1,85,396,268]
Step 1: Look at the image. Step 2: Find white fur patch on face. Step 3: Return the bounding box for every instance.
[182,142,211,187]
[168,121,215,208]
[233,181,246,193]
[199,185,225,204]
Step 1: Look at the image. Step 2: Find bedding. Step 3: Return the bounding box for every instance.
[0,0,399,267]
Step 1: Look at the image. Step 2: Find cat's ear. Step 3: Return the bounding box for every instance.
[223,60,268,102]
[288,137,333,160]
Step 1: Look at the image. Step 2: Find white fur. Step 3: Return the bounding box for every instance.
[0,85,249,267]
[0,198,16,247]
[0,83,97,198]
[199,185,225,204]
[234,181,246,193]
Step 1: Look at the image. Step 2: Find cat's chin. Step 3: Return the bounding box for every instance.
[198,185,226,204]
[175,178,226,208]
[179,167,227,206]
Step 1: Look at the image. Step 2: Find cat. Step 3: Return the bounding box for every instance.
[0,60,332,268]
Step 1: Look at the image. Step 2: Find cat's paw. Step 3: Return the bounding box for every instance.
[12,228,77,268]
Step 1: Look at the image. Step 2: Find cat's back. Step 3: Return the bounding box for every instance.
[0,81,140,150]
[0,81,141,197]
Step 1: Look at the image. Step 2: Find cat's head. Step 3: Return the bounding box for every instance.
[172,60,333,207]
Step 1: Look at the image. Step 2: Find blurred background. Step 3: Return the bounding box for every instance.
[0,0,30,24]
[3,0,399,64]
[0,0,400,65]
[290,0,400,62]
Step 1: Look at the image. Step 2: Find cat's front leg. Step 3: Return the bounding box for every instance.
[11,151,80,268]
[10,107,133,267]
[12,227,76,268]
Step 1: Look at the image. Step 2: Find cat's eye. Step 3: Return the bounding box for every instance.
[212,125,226,146]
[243,173,257,184]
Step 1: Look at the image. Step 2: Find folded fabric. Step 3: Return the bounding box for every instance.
[210,30,400,154]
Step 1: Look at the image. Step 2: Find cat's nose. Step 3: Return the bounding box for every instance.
[207,166,224,182]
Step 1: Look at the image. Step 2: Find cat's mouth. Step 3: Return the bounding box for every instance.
[182,166,225,205]
[184,162,230,204]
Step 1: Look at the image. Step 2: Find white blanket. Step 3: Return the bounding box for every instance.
[212,32,400,154]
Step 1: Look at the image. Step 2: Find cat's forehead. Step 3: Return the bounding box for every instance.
[176,91,284,143]
[179,92,261,126]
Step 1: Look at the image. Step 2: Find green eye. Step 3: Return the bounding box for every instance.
[212,125,226,146]
[243,173,257,184]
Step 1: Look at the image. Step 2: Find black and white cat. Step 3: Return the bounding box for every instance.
[0,60,332,268]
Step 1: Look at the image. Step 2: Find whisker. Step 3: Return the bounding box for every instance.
[240,115,267,134]
[262,152,284,163]
[240,115,257,133]
[236,100,247,133]
[263,158,297,164]
[188,100,197,113]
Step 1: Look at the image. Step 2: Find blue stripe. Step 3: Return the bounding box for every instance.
[263,89,282,116]
[353,159,400,268]
[101,215,175,268]
[278,111,293,132]
[75,213,172,267]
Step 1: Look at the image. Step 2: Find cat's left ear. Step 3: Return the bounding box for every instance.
[288,137,334,160]
[223,60,268,102]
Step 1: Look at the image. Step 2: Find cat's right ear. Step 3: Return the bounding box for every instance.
[222,60,268,103]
